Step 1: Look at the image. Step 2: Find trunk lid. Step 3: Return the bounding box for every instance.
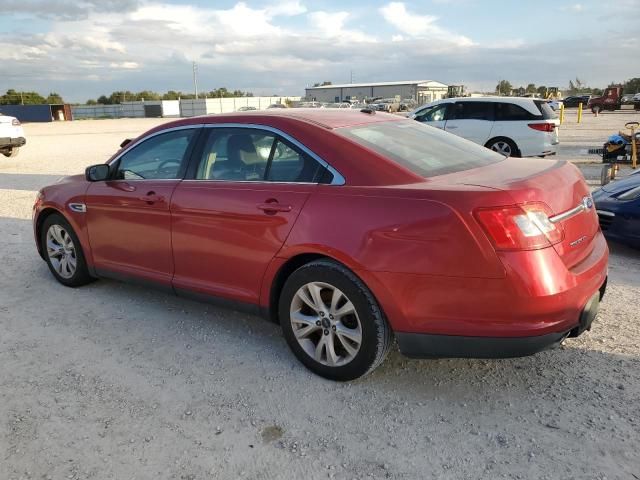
[434,157,599,268]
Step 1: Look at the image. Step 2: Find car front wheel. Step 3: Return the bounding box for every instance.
[41,213,94,287]
[279,260,392,381]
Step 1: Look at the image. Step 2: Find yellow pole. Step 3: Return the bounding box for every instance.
[559,103,565,125]
[577,103,582,124]
[632,125,637,170]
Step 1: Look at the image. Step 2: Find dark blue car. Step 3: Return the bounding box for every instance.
[593,171,640,249]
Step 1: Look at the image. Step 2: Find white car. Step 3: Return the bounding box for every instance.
[0,113,26,157]
[408,97,559,157]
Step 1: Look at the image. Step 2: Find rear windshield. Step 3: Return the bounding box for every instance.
[534,100,557,119]
[337,120,504,178]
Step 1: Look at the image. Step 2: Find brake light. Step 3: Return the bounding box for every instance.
[474,203,564,251]
[528,122,554,132]
[11,118,20,126]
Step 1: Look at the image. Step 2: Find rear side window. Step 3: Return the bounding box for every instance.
[338,120,504,178]
[534,100,556,119]
[195,128,331,183]
[452,102,494,121]
[495,102,538,121]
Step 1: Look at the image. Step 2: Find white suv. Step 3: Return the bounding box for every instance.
[0,113,26,158]
[408,97,559,157]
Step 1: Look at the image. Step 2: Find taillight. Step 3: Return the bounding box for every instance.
[528,122,554,132]
[474,203,564,251]
[11,118,20,126]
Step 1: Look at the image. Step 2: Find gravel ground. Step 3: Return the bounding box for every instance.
[1,114,639,480]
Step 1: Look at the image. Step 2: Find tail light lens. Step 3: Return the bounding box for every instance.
[11,118,21,126]
[474,203,564,251]
[528,122,555,132]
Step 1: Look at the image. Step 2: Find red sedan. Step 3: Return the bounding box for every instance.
[33,109,608,380]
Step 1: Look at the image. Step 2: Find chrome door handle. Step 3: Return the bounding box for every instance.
[257,202,292,213]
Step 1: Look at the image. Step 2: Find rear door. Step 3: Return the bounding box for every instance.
[444,101,495,144]
[170,126,335,305]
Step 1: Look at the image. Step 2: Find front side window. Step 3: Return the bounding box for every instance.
[452,102,494,121]
[195,128,331,183]
[115,129,196,180]
[414,103,449,122]
[338,120,504,178]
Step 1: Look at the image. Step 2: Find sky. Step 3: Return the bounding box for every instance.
[0,0,638,102]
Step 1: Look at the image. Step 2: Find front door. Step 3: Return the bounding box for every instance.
[85,127,199,284]
[413,102,450,130]
[171,127,333,305]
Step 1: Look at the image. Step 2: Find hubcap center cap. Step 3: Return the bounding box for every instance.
[321,318,331,328]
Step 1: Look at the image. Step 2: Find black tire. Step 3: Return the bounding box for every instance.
[592,105,601,114]
[486,137,520,158]
[40,213,94,287]
[279,260,392,381]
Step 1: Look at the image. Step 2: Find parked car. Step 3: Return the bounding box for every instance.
[621,94,637,105]
[267,103,286,109]
[0,112,26,157]
[33,110,608,380]
[562,95,591,108]
[593,172,640,249]
[236,106,257,112]
[409,97,559,157]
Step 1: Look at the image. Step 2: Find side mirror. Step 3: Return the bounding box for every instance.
[85,164,110,182]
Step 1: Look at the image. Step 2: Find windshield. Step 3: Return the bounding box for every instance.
[337,120,504,177]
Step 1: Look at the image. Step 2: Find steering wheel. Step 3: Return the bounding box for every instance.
[157,159,181,175]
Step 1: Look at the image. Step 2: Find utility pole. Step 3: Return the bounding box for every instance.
[193,62,199,99]
[20,91,24,105]
[350,70,353,84]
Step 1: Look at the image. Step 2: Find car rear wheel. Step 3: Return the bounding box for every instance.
[279,260,392,381]
[1,147,18,158]
[41,214,94,287]
[486,138,519,158]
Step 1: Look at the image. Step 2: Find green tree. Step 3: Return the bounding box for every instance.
[526,83,537,94]
[624,77,640,94]
[46,92,64,104]
[495,80,513,95]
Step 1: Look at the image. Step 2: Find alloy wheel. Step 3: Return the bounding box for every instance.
[490,141,512,156]
[46,224,77,279]
[289,281,362,367]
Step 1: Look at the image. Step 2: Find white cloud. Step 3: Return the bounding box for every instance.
[0,0,637,102]
[379,2,473,47]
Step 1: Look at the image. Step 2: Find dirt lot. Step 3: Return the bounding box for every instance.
[1,112,639,480]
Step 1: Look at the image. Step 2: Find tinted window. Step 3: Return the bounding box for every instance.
[495,102,537,121]
[116,129,195,180]
[195,129,331,183]
[338,120,504,178]
[452,102,493,120]
[534,100,557,119]
[414,103,449,122]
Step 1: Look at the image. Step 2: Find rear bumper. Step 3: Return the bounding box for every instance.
[396,283,605,358]
[0,136,26,148]
[362,232,609,340]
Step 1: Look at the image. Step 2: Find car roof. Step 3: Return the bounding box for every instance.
[416,96,544,115]
[163,108,404,130]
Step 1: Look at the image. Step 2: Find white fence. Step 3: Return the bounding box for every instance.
[71,97,300,119]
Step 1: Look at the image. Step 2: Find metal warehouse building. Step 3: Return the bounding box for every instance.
[304,80,448,104]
